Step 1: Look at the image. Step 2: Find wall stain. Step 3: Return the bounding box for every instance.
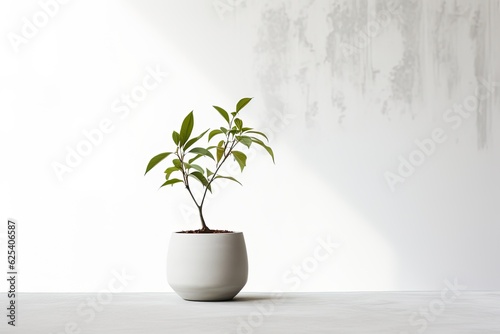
[254,3,290,121]
[293,0,320,127]
[324,0,370,124]
[387,0,422,117]
[470,0,496,149]
[253,0,499,148]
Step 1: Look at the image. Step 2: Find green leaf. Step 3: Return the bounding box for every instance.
[246,130,269,141]
[236,97,252,112]
[145,152,172,175]
[190,164,204,174]
[172,131,180,145]
[208,129,223,141]
[179,111,194,146]
[251,137,275,163]
[213,105,230,124]
[232,151,247,172]
[236,135,252,148]
[217,140,225,163]
[184,129,209,150]
[160,178,183,188]
[172,159,182,168]
[189,172,212,192]
[206,168,214,177]
[164,166,180,180]
[189,154,202,164]
[215,175,242,186]
[189,147,215,160]
[234,118,243,130]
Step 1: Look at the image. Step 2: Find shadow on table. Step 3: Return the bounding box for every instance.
[231,295,276,302]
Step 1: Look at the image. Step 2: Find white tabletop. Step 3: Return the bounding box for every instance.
[2,292,499,333]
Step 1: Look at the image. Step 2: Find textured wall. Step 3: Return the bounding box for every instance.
[252,0,500,148]
[2,0,499,292]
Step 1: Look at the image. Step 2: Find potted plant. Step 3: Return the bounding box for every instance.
[145,97,274,301]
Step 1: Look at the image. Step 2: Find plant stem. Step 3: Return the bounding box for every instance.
[179,117,239,232]
[179,150,211,231]
[198,205,210,232]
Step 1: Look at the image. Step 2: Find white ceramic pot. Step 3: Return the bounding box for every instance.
[167,231,248,301]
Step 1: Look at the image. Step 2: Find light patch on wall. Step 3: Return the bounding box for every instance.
[249,145,397,291]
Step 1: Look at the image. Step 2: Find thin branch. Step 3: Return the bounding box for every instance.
[178,151,200,208]
[200,139,239,208]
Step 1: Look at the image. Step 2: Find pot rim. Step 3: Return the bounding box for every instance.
[172,231,243,235]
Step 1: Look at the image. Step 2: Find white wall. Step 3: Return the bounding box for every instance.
[1,0,499,293]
